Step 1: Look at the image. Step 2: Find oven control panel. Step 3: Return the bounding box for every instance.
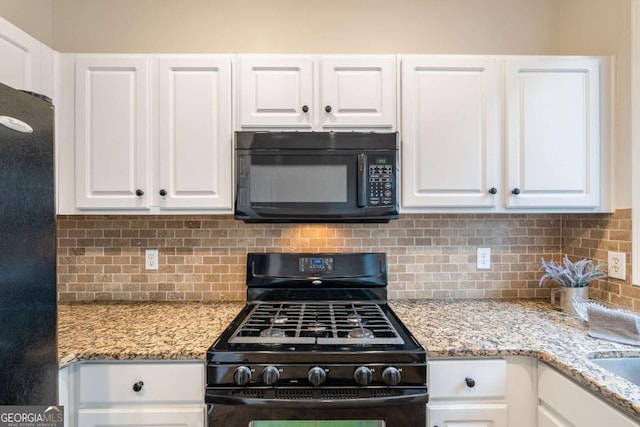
[299,257,334,274]
[209,363,426,388]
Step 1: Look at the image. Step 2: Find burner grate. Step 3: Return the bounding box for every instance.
[228,302,404,345]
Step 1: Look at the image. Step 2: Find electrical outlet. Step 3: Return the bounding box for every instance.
[608,251,625,280]
[145,249,159,271]
[477,247,491,270]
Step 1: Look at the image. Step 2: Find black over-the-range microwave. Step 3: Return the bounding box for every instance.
[234,131,399,223]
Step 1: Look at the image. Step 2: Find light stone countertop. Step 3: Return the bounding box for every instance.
[58,299,640,420]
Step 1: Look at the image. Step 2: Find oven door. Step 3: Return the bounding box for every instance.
[206,392,427,426]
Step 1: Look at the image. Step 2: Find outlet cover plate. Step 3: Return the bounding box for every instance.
[608,251,626,280]
[477,247,491,270]
[145,249,159,271]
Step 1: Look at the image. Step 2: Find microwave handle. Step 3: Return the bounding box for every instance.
[357,153,367,207]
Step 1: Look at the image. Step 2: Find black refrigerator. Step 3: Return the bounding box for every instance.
[0,82,57,404]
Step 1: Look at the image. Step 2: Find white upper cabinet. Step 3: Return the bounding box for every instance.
[157,56,232,210]
[65,54,233,214]
[402,56,500,208]
[400,55,611,213]
[74,55,152,210]
[0,16,53,98]
[238,55,396,130]
[319,56,396,129]
[239,56,314,129]
[505,57,602,209]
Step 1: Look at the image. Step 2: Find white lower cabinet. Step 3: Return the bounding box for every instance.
[427,359,508,427]
[62,361,205,427]
[537,362,640,427]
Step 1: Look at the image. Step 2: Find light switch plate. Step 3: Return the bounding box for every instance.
[608,251,625,280]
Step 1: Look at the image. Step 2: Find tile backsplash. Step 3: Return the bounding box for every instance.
[563,209,635,310]
[57,211,634,304]
[58,213,568,302]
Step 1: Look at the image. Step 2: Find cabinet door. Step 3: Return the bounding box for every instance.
[0,16,43,94]
[320,56,396,129]
[538,363,640,427]
[78,407,204,427]
[537,406,569,427]
[428,405,508,427]
[158,56,232,209]
[401,56,500,208]
[75,55,151,209]
[239,55,313,129]
[505,58,601,208]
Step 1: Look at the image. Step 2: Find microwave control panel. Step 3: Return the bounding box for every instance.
[368,156,395,206]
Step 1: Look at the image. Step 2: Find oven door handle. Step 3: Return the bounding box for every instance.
[206,392,429,407]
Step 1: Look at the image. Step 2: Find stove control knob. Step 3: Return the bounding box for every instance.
[233,366,252,386]
[307,366,327,387]
[354,366,373,386]
[262,366,280,385]
[382,366,401,386]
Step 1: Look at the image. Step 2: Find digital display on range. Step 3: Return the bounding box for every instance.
[299,257,334,273]
[375,158,388,165]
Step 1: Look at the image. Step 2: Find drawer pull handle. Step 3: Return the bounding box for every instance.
[133,381,144,392]
[465,377,476,388]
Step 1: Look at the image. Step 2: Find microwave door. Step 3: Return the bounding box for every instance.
[238,152,361,220]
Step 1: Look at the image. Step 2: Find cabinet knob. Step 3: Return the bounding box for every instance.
[302,105,309,113]
[488,187,497,195]
[511,188,521,195]
[465,377,476,388]
[135,189,144,197]
[133,381,144,392]
[325,105,332,113]
[159,189,167,196]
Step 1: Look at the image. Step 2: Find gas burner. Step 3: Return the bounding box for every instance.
[270,316,288,324]
[260,328,286,338]
[347,313,367,325]
[347,327,375,339]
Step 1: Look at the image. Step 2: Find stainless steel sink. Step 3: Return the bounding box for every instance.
[589,355,640,386]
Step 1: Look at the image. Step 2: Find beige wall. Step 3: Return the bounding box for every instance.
[49,0,560,54]
[0,0,52,45]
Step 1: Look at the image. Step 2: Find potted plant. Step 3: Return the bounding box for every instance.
[539,255,607,314]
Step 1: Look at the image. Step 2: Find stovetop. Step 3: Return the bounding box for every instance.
[228,301,404,346]
[208,253,424,355]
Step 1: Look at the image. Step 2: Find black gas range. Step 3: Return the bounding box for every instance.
[205,253,428,426]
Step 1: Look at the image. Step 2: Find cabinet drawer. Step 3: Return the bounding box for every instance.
[78,361,204,405]
[428,404,508,427]
[428,359,506,399]
[78,407,204,427]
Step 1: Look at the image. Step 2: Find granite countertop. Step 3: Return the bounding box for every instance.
[58,299,640,420]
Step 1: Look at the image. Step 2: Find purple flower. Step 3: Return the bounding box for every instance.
[539,255,607,288]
